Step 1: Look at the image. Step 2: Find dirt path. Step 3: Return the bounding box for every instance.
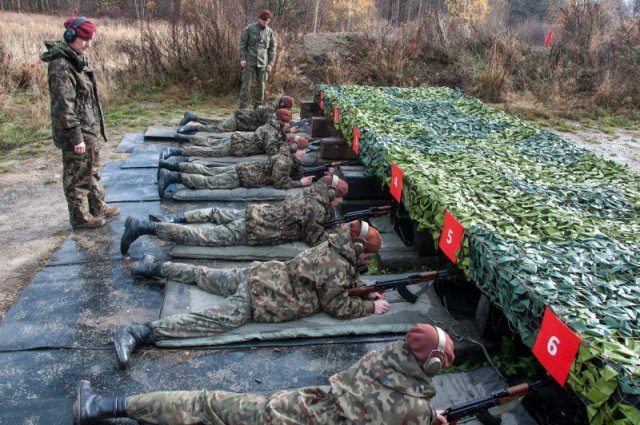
[0,125,638,322]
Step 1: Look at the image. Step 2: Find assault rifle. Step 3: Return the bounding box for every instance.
[443,380,547,425]
[324,205,392,227]
[347,270,448,303]
[292,160,358,180]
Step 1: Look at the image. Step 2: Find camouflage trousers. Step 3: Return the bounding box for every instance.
[151,265,251,338]
[239,66,267,109]
[62,147,107,225]
[155,219,247,246]
[126,390,266,425]
[178,163,241,190]
[183,207,244,224]
[181,139,232,157]
[196,115,237,133]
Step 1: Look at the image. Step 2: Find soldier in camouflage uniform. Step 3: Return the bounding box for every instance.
[238,9,276,109]
[40,17,119,229]
[75,323,455,425]
[176,95,294,134]
[113,221,389,368]
[166,108,294,158]
[157,143,313,197]
[120,174,348,254]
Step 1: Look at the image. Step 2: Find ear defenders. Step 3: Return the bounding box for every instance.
[63,16,88,43]
[423,325,447,377]
[288,135,302,153]
[327,174,339,201]
[353,220,369,256]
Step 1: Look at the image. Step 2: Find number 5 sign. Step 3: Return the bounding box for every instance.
[438,211,464,263]
[532,307,581,386]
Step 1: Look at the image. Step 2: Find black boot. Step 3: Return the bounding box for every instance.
[74,380,127,424]
[131,254,162,279]
[158,159,183,172]
[157,169,182,198]
[148,212,186,223]
[120,216,157,255]
[177,124,201,134]
[113,323,155,368]
[179,111,199,126]
[160,147,184,161]
[174,133,194,143]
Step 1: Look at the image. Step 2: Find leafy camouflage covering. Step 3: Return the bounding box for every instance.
[125,340,435,425]
[248,225,374,323]
[40,40,106,150]
[316,84,640,424]
[235,146,305,189]
[244,178,335,246]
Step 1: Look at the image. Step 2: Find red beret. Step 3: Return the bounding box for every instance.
[276,108,293,123]
[349,220,382,253]
[406,324,455,368]
[324,174,348,198]
[259,9,273,20]
[64,16,96,40]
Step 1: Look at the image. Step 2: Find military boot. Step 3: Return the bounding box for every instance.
[113,323,155,368]
[176,124,201,134]
[73,216,106,230]
[148,212,186,223]
[120,216,157,255]
[179,111,200,126]
[74,380,127,424]
[158,159,182,172]
[174,133,194,143]
[131,254,162,279]
[157,169,182,198]
[160,147,184,161]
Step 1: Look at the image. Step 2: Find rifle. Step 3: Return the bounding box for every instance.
[292,160,358,180]
[347,270,448,303]
[324,205,392,227]
[443,380,547,425]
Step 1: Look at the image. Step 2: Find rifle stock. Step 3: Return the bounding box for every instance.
[347,270,446,303]
[324,205,392,227]
[291,160,357,180]
[444,380,547,425]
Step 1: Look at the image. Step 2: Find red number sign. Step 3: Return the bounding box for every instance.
[532,307,581,386]
[352,128,360,153]
[438,211,464,263]
[390,163,403,202]
[319,91,325,111]
[333,105,339,124]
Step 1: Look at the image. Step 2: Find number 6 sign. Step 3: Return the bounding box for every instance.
[532,307,581,386]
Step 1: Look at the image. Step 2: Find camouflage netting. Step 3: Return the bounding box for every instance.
[315,85,640,425]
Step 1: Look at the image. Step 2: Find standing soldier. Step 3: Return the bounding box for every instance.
[113,221,389,368]
[238,9,276,109]
[74,323,454,424]
[40,16,119,229]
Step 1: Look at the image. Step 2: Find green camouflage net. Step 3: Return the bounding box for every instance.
[315,84,640,425]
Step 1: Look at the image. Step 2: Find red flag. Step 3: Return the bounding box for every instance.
[319,91,325,111]
[544,30,553,48]
[333,105,340,124]
[532,307,581,386]
[352,128,360,153]
[390,163,403,202]
[438,211,464,263]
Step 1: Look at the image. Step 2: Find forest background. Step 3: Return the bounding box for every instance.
[0,0,638,320]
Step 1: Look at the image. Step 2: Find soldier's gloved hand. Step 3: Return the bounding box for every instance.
[240,60,246,68]
[74,141,86,154]
[373,299,390,315]
[300,176,314,186]
[267,64,272,72]
[432,410,449,425]
[288,126,299,134]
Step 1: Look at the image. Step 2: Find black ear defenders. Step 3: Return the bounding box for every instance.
[63,17,88,43]
[353,220,369,256]
[424,325,447,377]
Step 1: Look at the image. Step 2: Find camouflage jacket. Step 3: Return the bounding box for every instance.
[233,106,274,131]
[238,22,276,68]
[230,118,284,157]
[235,146,304,189]
[40,40,106,151]
[247,225,374,323]
[244,178,335,246]
[249,340,438,425]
